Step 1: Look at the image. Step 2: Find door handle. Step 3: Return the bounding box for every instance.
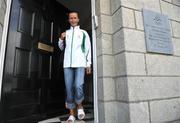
[38,42,54,53]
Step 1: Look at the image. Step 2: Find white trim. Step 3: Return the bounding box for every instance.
[91,0,99,123]
[0,0,12,100]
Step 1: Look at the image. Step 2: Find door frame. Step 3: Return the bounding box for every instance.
[0,0,12,100]
[91,0,99,123]
[0,0,99,122]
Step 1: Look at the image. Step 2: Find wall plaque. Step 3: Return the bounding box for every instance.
[143,9,173,54]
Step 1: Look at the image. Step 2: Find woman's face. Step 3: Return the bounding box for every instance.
[68,13,79,27]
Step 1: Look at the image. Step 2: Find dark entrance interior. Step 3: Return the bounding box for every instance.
[0,0,93,122]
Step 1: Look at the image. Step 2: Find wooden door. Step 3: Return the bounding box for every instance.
[0,0,69,122]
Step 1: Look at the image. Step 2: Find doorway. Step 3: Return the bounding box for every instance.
[0,0,95,122]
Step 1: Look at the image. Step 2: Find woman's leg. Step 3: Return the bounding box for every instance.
[64,68,76,111]
[64,68,77,123]
[74,67,86,120]
[74,67,85,105]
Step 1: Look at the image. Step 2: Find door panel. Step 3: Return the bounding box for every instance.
[14,48,31,77]
[39,54,51,78]
[18,7,35,36]
[40,19,51,43]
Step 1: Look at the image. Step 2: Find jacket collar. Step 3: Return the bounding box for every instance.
[70,25,80,30]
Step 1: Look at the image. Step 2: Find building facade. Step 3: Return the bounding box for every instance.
[96,0,180,123]
[0,0,180,123]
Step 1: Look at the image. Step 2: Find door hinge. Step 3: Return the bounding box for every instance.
[93,15,98,29]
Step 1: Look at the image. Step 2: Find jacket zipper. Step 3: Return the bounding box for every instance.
[70,27,74,67]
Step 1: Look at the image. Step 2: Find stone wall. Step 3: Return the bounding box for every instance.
[0,0,6,50]
[96,0,180,123]
[95,0,118,122]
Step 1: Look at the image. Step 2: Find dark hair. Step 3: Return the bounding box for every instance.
[68,11,79,18]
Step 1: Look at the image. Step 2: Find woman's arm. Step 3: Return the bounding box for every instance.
[85,31,92,68]
[58,32,66,51]
[58,38,64,51]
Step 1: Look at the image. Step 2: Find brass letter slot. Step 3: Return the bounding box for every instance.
[38,42,54,52]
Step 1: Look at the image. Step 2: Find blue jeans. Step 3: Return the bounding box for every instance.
[64,67,85,109]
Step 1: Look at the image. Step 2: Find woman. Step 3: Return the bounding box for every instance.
[58,11,92,123]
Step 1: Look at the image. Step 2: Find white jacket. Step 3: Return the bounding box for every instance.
[58,26,91,68]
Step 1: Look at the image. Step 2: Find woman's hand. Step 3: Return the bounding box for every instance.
[86,67,91,75]
[60,32,66,40]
